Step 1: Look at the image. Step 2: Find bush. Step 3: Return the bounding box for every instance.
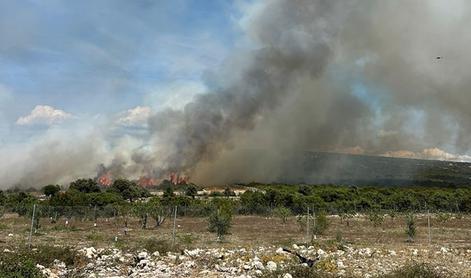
[368,210,385,227]
[0,245,80,278]
[31,245,79,267]
[261,265,331,278]
[0,252,43,278]
[436,212,452,223]
[405,213,416,242]
[383,263,447,278]
[140,238,175,254]
[273,207,292,224]
[313,211,329,236]
[208,199,233,241]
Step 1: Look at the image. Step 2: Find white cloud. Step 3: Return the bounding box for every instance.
[117,106,152,126]
[16,105,72,126]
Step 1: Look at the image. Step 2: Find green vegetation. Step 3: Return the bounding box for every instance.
[42,184,61,197]
[208,198,233,241]
[0,245,80,278]
[383,263,446,278]
[262,263,447,278]
[0,179,470,236]
[405,213,416,242]
[273,206,292,224]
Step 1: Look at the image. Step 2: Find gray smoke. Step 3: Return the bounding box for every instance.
[147,0,471,184]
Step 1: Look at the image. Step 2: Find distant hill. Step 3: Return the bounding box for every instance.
[233,150,471,186]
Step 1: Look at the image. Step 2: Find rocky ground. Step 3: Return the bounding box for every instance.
[35,244,471,278]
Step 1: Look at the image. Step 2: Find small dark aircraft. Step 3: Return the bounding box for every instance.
[436,56,442,60]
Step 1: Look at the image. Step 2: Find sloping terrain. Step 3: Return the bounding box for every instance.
[232,150,471,186]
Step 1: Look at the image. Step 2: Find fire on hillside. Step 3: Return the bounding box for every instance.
[96,172,189,188]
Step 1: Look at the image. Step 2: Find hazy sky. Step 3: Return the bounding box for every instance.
[0,0,239,143]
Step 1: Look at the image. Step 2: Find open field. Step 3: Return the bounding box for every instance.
[1,213,471,249]
[1,212,470,277]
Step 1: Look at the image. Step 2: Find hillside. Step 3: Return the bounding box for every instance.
[231,150,471,186]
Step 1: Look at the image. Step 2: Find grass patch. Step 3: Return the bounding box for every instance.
[383,263,449,278]
[0,252,44,278]
[140,238,177,254]
[0,245,84,278]
[261,265,333,278]
[177,232,199,246]
[86,233,105,242]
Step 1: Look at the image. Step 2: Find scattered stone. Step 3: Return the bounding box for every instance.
[266,261,277,271]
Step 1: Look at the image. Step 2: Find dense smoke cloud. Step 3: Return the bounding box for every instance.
[148,0,471,184]
[2,0,471,187]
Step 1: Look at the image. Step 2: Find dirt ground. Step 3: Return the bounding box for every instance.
[1,213,470,251]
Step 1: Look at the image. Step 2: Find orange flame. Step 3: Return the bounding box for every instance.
[98,172,112,187]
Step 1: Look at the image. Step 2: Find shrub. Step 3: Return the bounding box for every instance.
[296,211,329,238]
[313,211,329,236]
[140,238,174,254]
[368,210,385,227]
[42,185,61,197]
[405,213,416,242]
[383,263,447,278]
[261,265,330,278]
[436,212,451,223]
[273,207,291,224]
[0,252,43,278]
[208,199,233,241]
[31,245,79,267]
[0,245,80,278]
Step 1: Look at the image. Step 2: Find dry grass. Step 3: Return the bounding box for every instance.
[0,213,470,251]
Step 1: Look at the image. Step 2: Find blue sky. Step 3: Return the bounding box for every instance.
[0,0,243,143]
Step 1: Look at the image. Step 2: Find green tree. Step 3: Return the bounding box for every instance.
[148,197,168,227]
[108,179,149,202]
[42,185,61,197]
[208,198,233,241]
[69,179,100,193]
[163,187,175,199]
[273,206,291,224]
[405,213,416,242]
[184,185,198,199]
[313,211,329,236]
[133,201,150,229]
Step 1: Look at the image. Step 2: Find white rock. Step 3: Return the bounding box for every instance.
[252,261,264,270]
[283,274,293,278]
[266,261,277,271]
[137,259,150,267]
[83,247,97,259]
[7,233,13,237]
[137,251,148,260]
[152,251,160,257]
[292,244,299,250]
[388,250,396,256]
[317,249,326,256]
[276,247,285,254]
[440,247,448,254]
[337,260,345,269]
